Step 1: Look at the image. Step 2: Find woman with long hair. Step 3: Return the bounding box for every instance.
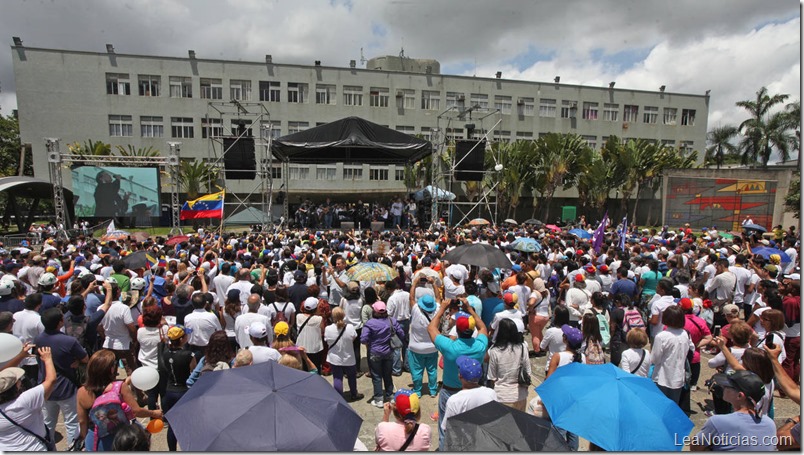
[220,292,241,352]
[539,305,570,375]
[712,342,776,417]
[325,307,362,401]
[486,318,531,411]
[339,282,365,374]
[361,301,405,408]
[295,297,326,372]
[157,326,196,451]
[545,324,583,451]
[76,350,162,451]
[186,331,235,387]
[581,313,606,365]
[136,304,166,411]
[374,389,430,451]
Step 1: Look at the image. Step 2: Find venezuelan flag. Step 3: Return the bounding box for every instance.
[180,191,224,220]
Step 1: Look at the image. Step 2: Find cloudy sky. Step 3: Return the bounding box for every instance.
[0,0,800,141]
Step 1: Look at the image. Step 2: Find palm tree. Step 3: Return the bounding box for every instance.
[116,145,161,157]
[533,133,592,221]
[736,87,790,167]
[705,125,738,169]
[576,153,613,218]
[178,160,219,200]
[67,140,112,158]
[784,100,801,167]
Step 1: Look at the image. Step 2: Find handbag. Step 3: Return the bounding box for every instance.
[0,406,57,451]
[517,345,532,386]
[388,317,403,349]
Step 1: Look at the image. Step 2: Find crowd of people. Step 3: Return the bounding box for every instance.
[0,218,799,451]
[293,197,421,230]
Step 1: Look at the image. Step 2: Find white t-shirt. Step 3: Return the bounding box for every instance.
[11,309,43,366]
[708,347,746,374]
[529,290,549,317]
[509,285,532,317]
[539,327,565,371]
[651,328,693,389]
[137,326,166,369]
[783,247,797,274]
[0,384,47,451]
[729,266,752,304]
[248,345,281,364]
[234,312,271,349]
[184,309,223,346]
[487,342,530,403]
[296,314,324,354]
[263,301,296,326]
[491,309,526,335]
[212,274,235,308]
[101,301,135,350]
[408,305,437,354]
[649,295,676,337]
[619,348,651,377]
[340,297,364,329]
[703,263,717,288]
[566,288,591,321]
[441,386,498,431]
[324,323,357,366]
[226,280,255,311]
[386,290,411,321]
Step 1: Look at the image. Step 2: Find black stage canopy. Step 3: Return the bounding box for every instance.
[271,116,432,165]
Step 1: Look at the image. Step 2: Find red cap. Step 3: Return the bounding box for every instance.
[685,228,692,235]
[599,265,609,273]
[585,265,596,273]
[455,315,476,332]
[679,298,693,310]
[575,274,585,282]
[649,245,656,251]
[503,291,518,305]
[576,249,584,256]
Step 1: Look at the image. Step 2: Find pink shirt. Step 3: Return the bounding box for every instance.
[375,421,431,451]
[684,314,711,363]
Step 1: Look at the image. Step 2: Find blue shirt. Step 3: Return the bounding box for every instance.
[434,334,489,389]
[694,412,777,450]
[0,297,24,313]
[611,278,638,299]
[34,330,87,401]
[39,294,62,314]
[84,293,103,318]
[480,297,503,327]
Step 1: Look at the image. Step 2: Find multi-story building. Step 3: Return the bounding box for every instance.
[12,43,709,206]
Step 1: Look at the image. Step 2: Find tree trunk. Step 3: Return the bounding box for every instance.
[631,183,641,225]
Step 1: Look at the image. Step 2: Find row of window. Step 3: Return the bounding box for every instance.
[211,164,403,182]
[105,73,696,125]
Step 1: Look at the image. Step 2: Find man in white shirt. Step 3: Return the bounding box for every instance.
[648,279,677,343]
[490,292,525,340]
[100,279,137,375]
[444,262,469,286]
[783,239,798,275]
[441,356,498,433]
[226,268,256,312]
[729,254,752,318]
[244,321,281,364]
[235,294,272,349]
[212,262,235,308]
[385,280,411,375]
[443,272,465,300]
[184,293,223,361]
[12,293,45,388]
[706,259,736,305]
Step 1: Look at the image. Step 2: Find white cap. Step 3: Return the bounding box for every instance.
[303,297,319,311]
[246,321,268,339]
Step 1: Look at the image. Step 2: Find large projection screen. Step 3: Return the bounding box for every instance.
[72,166,161,221]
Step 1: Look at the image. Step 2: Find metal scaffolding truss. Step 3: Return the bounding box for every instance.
[429,107,504,228]
[45,138,182,238]
[204,102,274,230]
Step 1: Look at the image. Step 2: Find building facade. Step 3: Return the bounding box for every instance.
[12,44,709,204]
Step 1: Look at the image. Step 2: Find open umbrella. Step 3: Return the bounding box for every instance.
[523,218,543,226]
[568,228,592,239]
[101,230,130,242]
[130,231,151,243]
[544,224,562,233]
[751,246,792,264]
[345,262,398,282]
[504,218,518,225]
[165,361,362,451]
[742,223,767,233]
[468,218,490,226]
[536,363,693,451]
[510,237,542,253]
[165,235,190,246]
[443,243,512,270]
[122,250,158,270]
[445,400,569,451]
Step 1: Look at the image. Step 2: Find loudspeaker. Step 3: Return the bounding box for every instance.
[455,139,485,181]
[223,137,256,179]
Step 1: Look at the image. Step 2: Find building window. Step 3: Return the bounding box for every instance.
[603,103,619,121]
[681,109,696,126]
[661,139,676,147]
[495,95,513,115]
[623,105,639,123]
[140,116,163,138]
[582,135,597,149]
[289,166,310,180]
[421,91,440,110]
[516,131,533,140]
[200,78,222,100]
[343,167,363,180]
[369,168,389,181]
[518,97,535,116]
[396,89,415,109]
[560,100,576,119]
[539,99,556,118]
[138,75,160,97]
[271,166,282,179]
[288,83,308,104]
[470,93,489,109]
[169,76,192,98]
[446,92,464,109]
[446,128,464,141]
[106,73,130,95]
[494,130,512,142]
[643,106,658,124]
[420,127,433,141]
[315,84,336,105]
[201,118,223,139]
[663,108,677,125]
[288,121,309,134]
[230,80,251,101]
[259,81,281,102]
[108,115,133,137]
[316,167,337,180]
[264,121,281,138]
[395,169,405,181]
[370,87,389,107]
[171,117,194,138]
[582,102,599,120]
[396,126,415,134]
[343,86,363,106]
[680,141,694,154]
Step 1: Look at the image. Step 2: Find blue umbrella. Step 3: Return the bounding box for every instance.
[568,228,592,240]
[536,363,693,451]
[741,223,767,233]
[165,361,363,451]
[751,246,792,264]
[510,237,542,253]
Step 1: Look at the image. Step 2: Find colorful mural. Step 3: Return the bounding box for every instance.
[665,177,777,231]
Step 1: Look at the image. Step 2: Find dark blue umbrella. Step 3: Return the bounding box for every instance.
[536,363,693,451]
[568,228,592,239]
[741,223,767,233]
[165,361,363,451]
[751,246,792,264]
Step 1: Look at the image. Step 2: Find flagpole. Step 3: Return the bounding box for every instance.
[219,190,225,236]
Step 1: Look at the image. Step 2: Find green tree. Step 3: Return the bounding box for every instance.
[178,160,219,200]
[784,173,800,219]
[705,125,739,169]
[67,139,112,158]
[0,114,32,177]
[115,145,161,157]
[533,133,592,221]
[576,153,614,218]
[736,87,794,167]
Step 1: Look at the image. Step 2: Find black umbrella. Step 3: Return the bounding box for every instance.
[122,250,150,270]
[443,243,512,269]
[523,218,544,226]
[445,400,570,451]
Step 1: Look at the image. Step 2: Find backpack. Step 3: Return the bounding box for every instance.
[64,313,91,353]
[88,381,135,448]
[270,302,289,327]
[584,340,606,365]
[623,308,645,331]
[592,308,611,348]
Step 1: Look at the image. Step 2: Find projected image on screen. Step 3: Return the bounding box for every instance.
[72,166,161,219]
